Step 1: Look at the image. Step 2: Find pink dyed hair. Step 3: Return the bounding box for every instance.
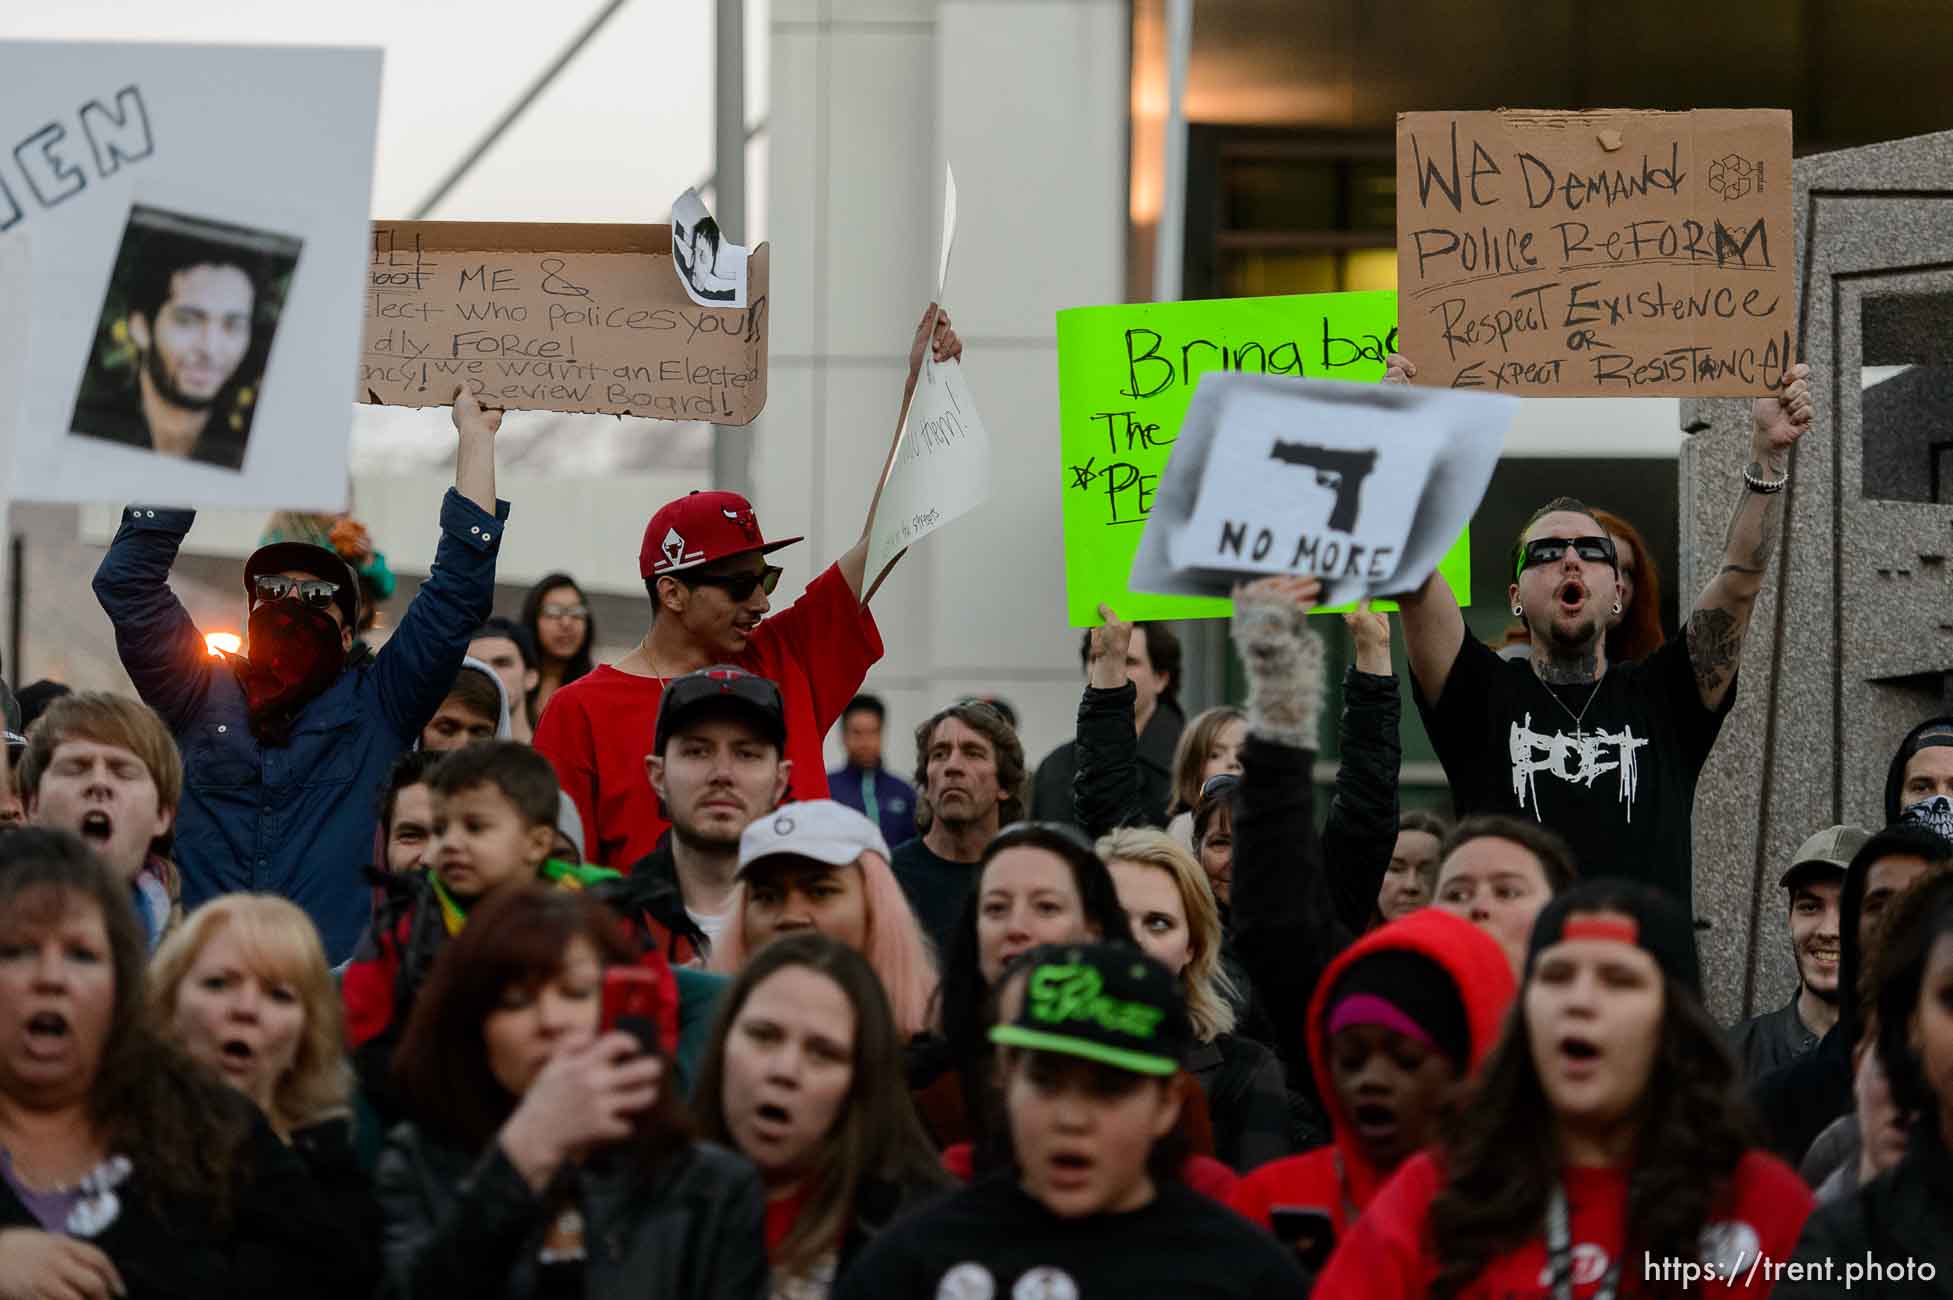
[710,850,940,1039]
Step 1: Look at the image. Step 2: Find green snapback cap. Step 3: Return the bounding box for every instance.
[990,943,1189,1077]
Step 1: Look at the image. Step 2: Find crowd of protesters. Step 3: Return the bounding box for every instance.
[9,318,1953,1300]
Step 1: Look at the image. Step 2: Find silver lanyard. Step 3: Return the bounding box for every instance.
[1546,1180,1620,1300]
[1331,1150,1359,1226]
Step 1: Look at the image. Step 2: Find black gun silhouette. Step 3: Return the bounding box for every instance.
[1268,440,1378,533]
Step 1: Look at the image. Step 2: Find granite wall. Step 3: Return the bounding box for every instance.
[1686,129,1953,1026]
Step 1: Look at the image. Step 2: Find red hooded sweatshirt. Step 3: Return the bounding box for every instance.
[1230,908,1516,1239]
[1314,1149,1811,1299]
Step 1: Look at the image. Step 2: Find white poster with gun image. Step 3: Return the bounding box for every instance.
[1131,372,1512,607]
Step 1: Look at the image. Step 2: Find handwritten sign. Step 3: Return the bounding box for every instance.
[2,42,379,510]
[358,221,770,425]
[1395,108,1794,396]
[866,168,989,595]
[869,357,989,586]
[1133,373,1509,608]
[1054,290,1470,626]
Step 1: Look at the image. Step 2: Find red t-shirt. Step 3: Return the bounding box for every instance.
[1230,1147,1353,1237]
[533,563,883,869]
[1314,1150,1814,1299]
[765,1183,812,1260]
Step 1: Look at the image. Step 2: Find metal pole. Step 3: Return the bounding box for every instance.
[710,0,754,498]
[1151,0,1225,708]
[4,525,16,695]
[410,0,634,220]
[1151,0,1193,303]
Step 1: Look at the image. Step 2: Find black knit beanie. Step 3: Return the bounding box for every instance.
[1525,880,1701,998]
[1323,948,1471,1071]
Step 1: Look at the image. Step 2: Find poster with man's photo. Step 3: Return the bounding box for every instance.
[69,206,302,472]
[0,41,379,509]
[670,187,749,309]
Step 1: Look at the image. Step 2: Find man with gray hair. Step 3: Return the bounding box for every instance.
[889,700,1026,954]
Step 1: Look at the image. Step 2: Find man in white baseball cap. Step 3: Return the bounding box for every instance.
[733,799,891,955]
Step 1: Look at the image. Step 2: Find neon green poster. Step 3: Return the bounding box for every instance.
[1054,290,1472,626]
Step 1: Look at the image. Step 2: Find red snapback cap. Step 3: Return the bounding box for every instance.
[639,491,803,580]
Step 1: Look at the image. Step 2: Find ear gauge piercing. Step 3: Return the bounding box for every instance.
[1612,602,1623,616]
[1512,605,1524,617]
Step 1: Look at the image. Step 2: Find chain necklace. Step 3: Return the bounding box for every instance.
[628,636,676,685]
[1539,671,1605,741]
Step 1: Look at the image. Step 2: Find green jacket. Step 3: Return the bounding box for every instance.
[674,966,729,1098]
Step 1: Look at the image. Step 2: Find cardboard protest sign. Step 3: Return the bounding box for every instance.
[1055,290,1471,626]
[865,168,990,597]
[1133,374,1510,608]
[0,41,380,510]
[358,222,770,426]
[1396,108,1794,397]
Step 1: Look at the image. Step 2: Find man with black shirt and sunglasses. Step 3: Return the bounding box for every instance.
[1384,353,1813,909]
[536,305,962,870]
[93,386,508,961]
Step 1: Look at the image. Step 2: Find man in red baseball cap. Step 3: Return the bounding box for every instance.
[536,304,961,869]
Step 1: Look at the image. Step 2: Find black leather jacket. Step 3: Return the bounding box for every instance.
[1186,1031,1293,1173]
[1231,669,1401,1123]
[0,1104,373,1300]
[376,1125,766,1300]
[1062,684,1184,837]
[1781,1129,1953,1298]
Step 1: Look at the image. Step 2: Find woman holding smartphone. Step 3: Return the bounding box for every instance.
[375,886,767,1300]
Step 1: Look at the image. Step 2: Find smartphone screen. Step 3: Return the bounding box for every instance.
[601,967,663,1056]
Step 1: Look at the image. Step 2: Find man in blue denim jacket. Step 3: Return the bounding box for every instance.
[93,388,507,961]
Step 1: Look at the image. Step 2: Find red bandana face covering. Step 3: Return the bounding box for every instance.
[237,600,345,744]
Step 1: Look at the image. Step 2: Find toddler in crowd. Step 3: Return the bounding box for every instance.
[343,741,619,1118]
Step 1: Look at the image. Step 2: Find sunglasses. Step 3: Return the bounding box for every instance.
[1516,535,1617,578]
[539,602,589,621]
[253,574,343,610]
[684,565,783,601]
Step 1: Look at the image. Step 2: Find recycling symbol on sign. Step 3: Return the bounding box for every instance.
[1707,155,1755,200]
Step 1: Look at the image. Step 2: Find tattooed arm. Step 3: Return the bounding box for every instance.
[1686,363,1813,711]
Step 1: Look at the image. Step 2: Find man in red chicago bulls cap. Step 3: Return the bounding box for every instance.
[534,305,963,875]
[639,490,802,581]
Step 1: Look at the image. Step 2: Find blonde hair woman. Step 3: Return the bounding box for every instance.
[150,893,379,1283]
[1099,827,1293,1172]
[151,894,352,1139]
